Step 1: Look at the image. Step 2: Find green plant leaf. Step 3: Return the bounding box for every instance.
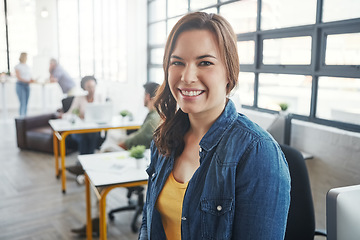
[129,145,146,159]
[279,103,288,111]
[119,110,132,117]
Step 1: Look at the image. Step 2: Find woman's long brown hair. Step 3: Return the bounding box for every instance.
[153,12,240,157]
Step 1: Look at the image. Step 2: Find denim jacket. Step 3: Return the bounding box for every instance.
[139,100,291,240]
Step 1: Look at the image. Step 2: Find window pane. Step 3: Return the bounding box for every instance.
[261,0,316,30]
[149,0,166,22]
[202,8,218,14]
[237,41,255,64]
[323,0,360,22]
[150,48,164,65]
[220,1,257,34]
[325,33,360,65]
[7,0,37,72]
[317,77,360,125]
[167,17,182,36]
[190,0,217,10]
[0,0,7,73]
[149,21,167,45]
[79,0,94,76]
[149,67,164,84]
[168,0,188,17]
[237,72,255,106]
[258,74,311,115]
[94,0,103,79]
[58,0,80,78]
[93,0,127,82]
[263,36,312,65]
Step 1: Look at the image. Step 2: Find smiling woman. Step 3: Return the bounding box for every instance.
[139,12,291,240]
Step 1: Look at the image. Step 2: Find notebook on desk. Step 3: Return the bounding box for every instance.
[84,102,113,124]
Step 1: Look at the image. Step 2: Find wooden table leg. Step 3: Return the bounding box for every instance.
[53,132,59,178]
[60,135,67,194]
[85,174,92,240]
[99,192,107,240]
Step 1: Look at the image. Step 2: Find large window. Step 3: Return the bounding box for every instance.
[58,0,127,82]
[0,0,128,83]
[0,0,7,73]
[0,0,37,73]
[147,0,360,132]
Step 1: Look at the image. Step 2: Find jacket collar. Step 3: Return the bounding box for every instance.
[199,99,238,152]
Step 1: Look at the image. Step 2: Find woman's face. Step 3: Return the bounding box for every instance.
[84,79,96,97]
[168,29,228,118]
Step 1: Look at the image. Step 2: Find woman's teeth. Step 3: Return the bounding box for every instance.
[181,90,202,96]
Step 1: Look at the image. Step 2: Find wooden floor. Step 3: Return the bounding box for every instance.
[0,120,140,240]
[1,116,359,240]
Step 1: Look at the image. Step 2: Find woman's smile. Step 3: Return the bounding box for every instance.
[178,88,205,97]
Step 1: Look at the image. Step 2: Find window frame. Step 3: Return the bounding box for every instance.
[147,0,360,133]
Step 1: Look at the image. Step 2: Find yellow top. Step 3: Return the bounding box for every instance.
[156,171,189,240]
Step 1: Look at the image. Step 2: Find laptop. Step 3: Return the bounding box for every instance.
[84,102,113,124]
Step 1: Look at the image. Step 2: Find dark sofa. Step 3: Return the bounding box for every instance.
[15,113,77,154]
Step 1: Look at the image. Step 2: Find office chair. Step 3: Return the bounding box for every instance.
[108,186,145,233]
[61,96,75,113]
[281,144,326,240]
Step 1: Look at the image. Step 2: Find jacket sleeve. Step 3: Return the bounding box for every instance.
[232,139,291,239]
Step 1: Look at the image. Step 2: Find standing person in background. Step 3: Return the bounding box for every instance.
[49,58,76,96]
[15,52,35,117]
[139,12,291,239]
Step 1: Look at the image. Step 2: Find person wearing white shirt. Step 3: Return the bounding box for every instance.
[15,52,35,117]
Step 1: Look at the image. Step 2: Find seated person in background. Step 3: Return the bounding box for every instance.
[100,82,161,152]
[70,82,160,237]
[64,75,104,175]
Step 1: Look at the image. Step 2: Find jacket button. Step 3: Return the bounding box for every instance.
[199,147,202,153]
[181,216,187,221]
[151,173,156,180]
[217,205,222,211]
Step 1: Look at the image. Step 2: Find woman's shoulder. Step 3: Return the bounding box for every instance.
[215,113,278,164]
[230,113,273,141]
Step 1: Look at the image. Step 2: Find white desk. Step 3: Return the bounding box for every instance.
[49,117,141,193]
[78,150,149,240]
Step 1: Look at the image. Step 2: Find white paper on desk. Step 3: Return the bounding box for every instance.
[78,151,149,186]
[83,152,134,173]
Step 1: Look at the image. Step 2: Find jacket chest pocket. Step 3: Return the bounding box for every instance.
[200,198,234,240]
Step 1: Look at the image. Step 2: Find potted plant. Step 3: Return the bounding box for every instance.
[119,109,133,122]
[129,145,146,169]
[279,102,288,112]
[69,108,80,124]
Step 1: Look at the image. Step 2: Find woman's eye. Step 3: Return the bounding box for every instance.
[199,61,212,66]
[171,61,184,66]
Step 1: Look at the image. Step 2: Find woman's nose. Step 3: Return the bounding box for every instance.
[181,65,197,84]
